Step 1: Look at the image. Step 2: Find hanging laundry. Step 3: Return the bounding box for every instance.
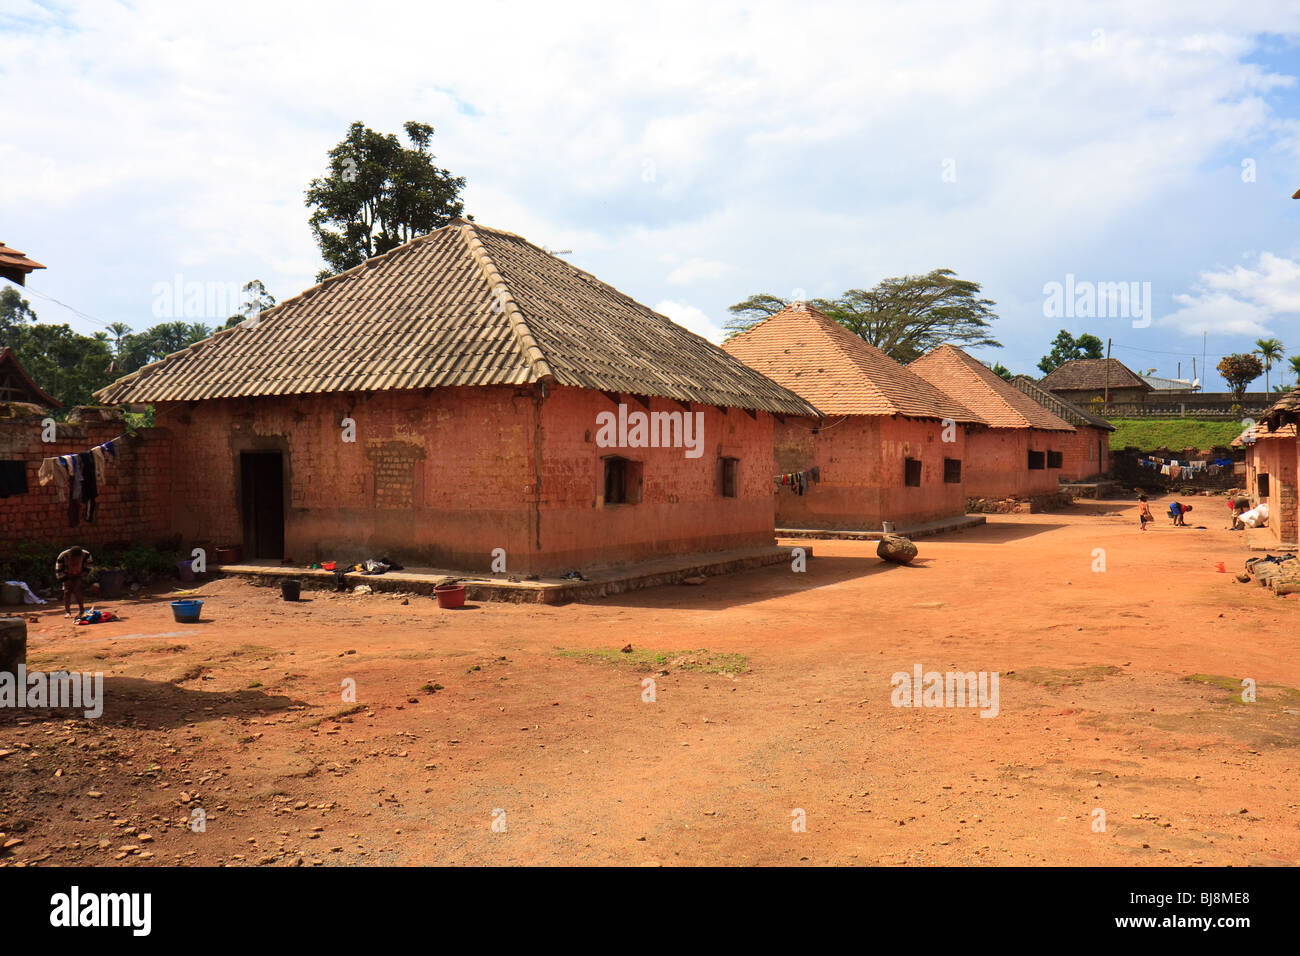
[78,450,97,522]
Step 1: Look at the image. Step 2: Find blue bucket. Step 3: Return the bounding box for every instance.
[170,599,203,623]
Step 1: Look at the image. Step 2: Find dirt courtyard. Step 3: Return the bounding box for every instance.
[2,497,1297,867]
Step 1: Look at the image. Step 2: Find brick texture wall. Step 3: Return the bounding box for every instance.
[771,415,968,530]
[963,427,1066,498]
[154,385,780,574]
[0,409,174,552]
[1057,425,1112,482]
[1249,435,1300,547]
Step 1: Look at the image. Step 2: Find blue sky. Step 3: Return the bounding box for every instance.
[4,0,1300,391]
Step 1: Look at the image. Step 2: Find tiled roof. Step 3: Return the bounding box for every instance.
[0,242,46,286]
[909,345,1075,431]
[95,220,818,416]
[721,303,985,422]
[1260,390,1300,430]
[1039,358,1151,392]
[0,347,61,408]
[1008,375,1114,431]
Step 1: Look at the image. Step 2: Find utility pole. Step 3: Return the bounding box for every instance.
[1104,338,1112,407]
[1202,332,1207,393]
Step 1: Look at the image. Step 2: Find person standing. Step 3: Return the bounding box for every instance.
[1139,495,1153,532]
[54,546,93,618]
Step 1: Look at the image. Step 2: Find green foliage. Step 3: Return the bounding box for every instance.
[1,287,115,407]
[1254,337,1285,392]
[223,280,276,329]
[1216,353,1264,400]
[1108,418,1244,451]
[1037,329,1105,375]
[0,540,64,592]
[988,361,1013,380]
[99,544,177,584]
[306,121,467,281]
[726,269,1000,362]
[1289,355,1300,385]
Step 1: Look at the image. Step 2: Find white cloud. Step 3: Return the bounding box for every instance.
[666,258,734,285]
[654,300,728,344]
[1161,252,1300,335]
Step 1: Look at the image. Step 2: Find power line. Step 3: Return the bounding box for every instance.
[9,281,120,333]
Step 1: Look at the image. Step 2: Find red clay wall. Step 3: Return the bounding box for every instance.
[155,385,778,574]
[1248,435,1299,547]
[1057,425,1111,481]
[769,415,967,530]
[963,428,1068,498]
[0,410,173,552]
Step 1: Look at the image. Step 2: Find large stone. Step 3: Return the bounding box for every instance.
[877,534,918,565]
[0,617,27,676]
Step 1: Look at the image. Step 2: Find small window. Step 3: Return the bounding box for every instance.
[1258,473,1270,498]
[603,456,642,505]
[1028,450,1045,470]
[720,457,739,498]
[1047,450,1063,469]
[904,458,922,487]
[943,458,962,483]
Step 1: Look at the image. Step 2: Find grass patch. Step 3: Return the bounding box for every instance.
[1005,664,1121,688]
[1184,674,1300,706]
[556,647,749,675]
[1109,418,1243,452]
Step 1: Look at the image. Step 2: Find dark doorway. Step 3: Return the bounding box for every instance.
[240,451,284,560]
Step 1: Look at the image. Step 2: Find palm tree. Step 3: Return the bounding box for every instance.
[1289,354,1300,386]
[1255,338,1285,392]
[106,322,132,357]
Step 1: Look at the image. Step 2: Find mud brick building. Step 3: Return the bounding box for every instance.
[910,345,1076,502]
[95,220,817,574]
[1248,392,1300,549]
[1008,375,1113,481]
[722,302,985,530]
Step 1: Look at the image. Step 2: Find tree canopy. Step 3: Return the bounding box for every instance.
[726,269,1000,362]
[1217,352,1264,400]
[306,121,467,282]
[1037,329,1104,375]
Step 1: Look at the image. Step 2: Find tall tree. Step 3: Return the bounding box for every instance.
[0,290,115,407]
[1217,352,1264,401]
[726,269,1000,362]
[306,121,467,282]
[1290,354,1300,386]
[1254,337,1284,393]
[223,280,277,329]
[987,361,1013,381]
[1037,329,1105,375]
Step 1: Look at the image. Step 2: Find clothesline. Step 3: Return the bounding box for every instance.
[35,435,124,527]
[1136,454,1233,478]
[774,466,820,496]
[34,433,127,465]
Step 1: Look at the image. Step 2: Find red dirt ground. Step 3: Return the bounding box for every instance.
[1,497,1296,866]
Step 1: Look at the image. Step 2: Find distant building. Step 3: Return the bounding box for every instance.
[1040,358,1152,405]
[0,347,60,409]
[910,346,1075,500]
[1139,373,1198,393]
[722,302,985,531]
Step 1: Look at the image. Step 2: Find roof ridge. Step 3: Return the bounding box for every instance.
[458,221,555,385]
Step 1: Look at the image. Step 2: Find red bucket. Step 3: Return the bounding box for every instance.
[434,583,466,609]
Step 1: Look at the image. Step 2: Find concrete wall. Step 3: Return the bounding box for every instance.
[1053,387,1149,405]
[1057,425,1111,482]
[154,385,779,574]
[963,427,1067,498]
[1247,435,1299,547]
[770,415,968,530]
[0,407,173,552]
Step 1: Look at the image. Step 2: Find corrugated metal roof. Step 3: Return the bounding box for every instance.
[909,345,1075,432]
[722,302,985,423]
[95,221,819,416]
